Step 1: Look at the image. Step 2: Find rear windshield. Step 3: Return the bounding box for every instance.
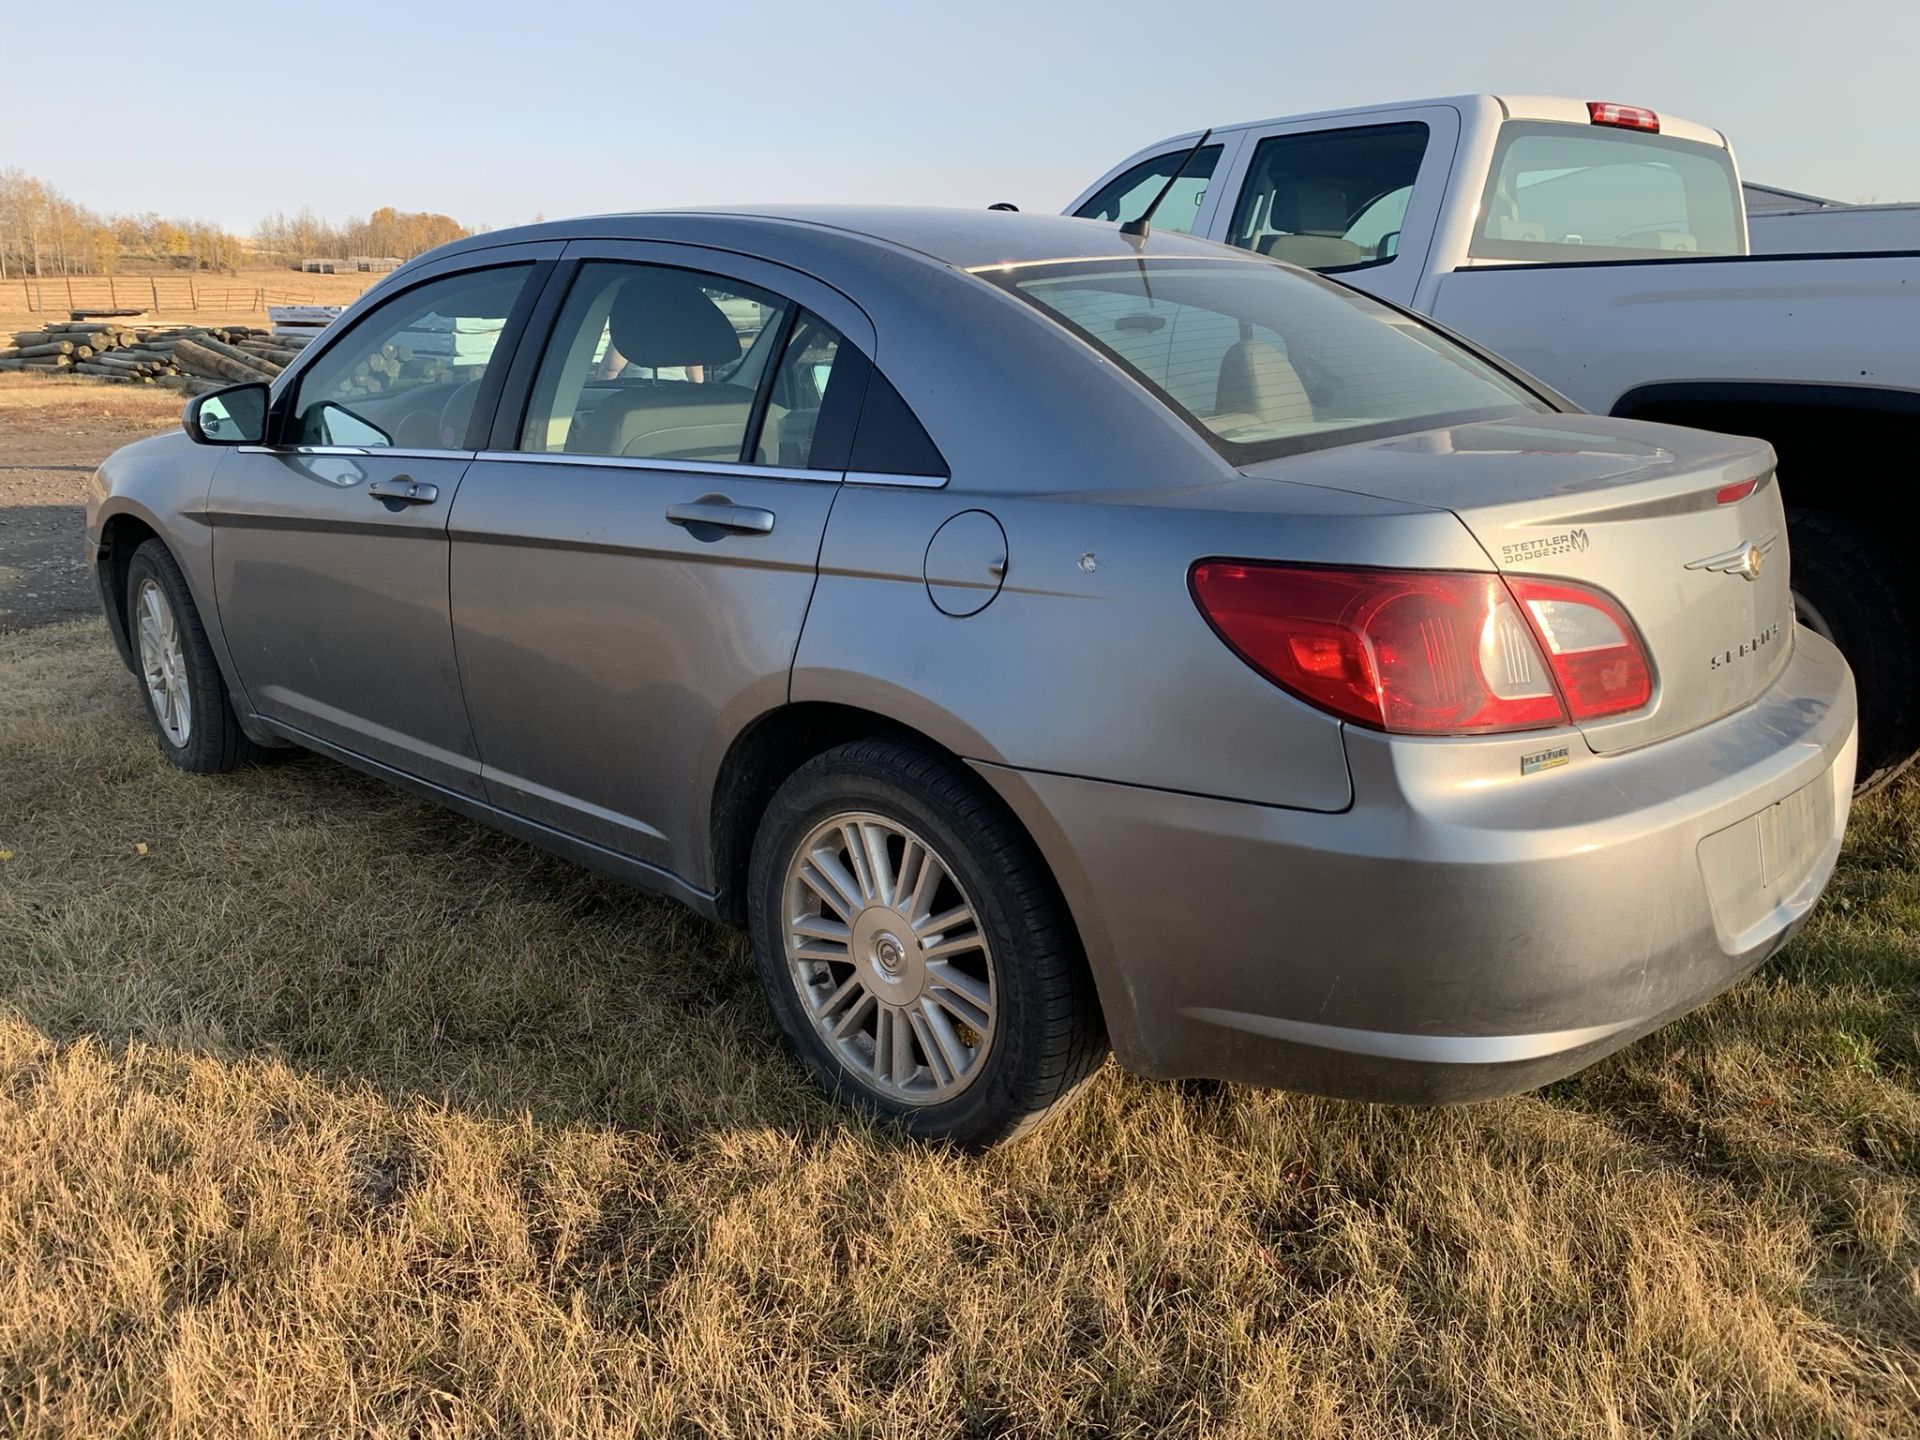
[988,257,1546,461]
[1472,122,1742,262]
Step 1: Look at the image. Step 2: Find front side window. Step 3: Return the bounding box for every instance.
[1470,123,1741,261]
[994,257,1545,461]
[289,266,530,450]
[1074,145,1222,236]
[1226,123,1430,271]
[518,261,857,469]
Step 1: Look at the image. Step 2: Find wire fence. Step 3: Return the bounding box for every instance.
[3,274,380,315]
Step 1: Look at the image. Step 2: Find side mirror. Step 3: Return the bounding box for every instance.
[184,382,270,446]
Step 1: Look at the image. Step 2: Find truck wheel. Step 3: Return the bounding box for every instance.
[1787,509,1919,792]
[747,738,1108,1148]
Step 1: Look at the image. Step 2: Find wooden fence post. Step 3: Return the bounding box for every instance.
[151,277,160,310]
[189,278,198,311]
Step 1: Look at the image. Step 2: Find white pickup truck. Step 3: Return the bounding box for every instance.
[1071,95,1920,788]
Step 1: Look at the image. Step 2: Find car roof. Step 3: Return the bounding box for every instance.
[430,205,1238,274]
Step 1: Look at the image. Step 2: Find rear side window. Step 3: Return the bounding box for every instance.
[997,257,1545,462]
[756,309,857,470]
[519,260,790,464]
[1471,123,1741,261]
[1225,123,1429,272]
[1075,145,1222,235]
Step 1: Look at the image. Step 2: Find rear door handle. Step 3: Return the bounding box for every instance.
[366,475,440,505]
[665,495,775,536]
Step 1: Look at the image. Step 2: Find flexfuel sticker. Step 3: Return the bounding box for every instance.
[1521,745,1570,776]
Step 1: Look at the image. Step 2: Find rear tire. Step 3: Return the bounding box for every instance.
[125,540,260,774]
[1788,509,1920,793]
[747,738,1107,1148]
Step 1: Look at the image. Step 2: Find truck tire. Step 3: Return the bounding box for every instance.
[1787,509,1919,792]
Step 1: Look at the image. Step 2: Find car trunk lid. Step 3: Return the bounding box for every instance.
[1239,414,1793,753]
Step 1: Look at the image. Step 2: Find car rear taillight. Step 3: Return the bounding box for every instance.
[1504,576,1654,720]
[1587,101,1660,132]
[1189,562,1653,734]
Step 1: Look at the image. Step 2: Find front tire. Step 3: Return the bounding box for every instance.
[747,739,1107,1147]
[125,540,259,773]
[1787,509,1920,792]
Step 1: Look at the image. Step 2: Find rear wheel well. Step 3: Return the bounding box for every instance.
[97,515,160,668]
[709,703,926,925]
[1611,384,1920,789]
[1609,384,1919,522]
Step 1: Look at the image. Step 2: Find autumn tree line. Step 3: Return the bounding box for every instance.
[0,169,472,279]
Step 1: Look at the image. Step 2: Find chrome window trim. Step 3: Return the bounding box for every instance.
[843,470,949,489]
[233,448,948,488]
[236,445,474,460]
[471,450,833,483]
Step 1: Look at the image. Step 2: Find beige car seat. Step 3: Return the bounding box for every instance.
[1258,185,1365,270]
[1211,335,1314,434]
[568,271,753,461]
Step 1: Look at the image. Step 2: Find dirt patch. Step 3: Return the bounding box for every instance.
[0,376,181,633]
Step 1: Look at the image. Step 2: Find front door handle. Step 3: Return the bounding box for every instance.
[665,495,775,536]
[366,475,440,505]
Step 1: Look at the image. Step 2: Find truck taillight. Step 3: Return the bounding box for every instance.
[1587,101,1660,132]
[1189,562,1653,734]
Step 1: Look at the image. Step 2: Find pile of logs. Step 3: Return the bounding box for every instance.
[0,321,313,394]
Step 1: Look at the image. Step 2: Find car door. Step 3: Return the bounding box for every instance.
[446,243,877,881]
[208,247,556,796]
[1207,105,1460,307]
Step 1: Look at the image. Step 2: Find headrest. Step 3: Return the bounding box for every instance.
[607,271,742,369]
[1215,337,1311,425]
[1269,184,1349,236]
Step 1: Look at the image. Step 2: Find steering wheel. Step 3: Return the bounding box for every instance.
[437,379,486,448]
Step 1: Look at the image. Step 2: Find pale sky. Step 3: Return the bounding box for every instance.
[10,0,1915,233]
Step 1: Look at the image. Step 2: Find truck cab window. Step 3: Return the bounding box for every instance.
[1470,124,1742,261]
[1226,123,1430,271]
[1075,146,1222,235]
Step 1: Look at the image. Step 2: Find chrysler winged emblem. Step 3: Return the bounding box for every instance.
[1686,532,1777,582]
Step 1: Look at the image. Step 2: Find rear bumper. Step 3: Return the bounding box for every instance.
[974,628,1857,1102]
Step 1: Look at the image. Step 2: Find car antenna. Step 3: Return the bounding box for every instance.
[1120,129,1212,243]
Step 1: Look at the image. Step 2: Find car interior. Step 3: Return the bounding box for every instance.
[1228,122,1430,272]
[558,271,761,462]
[521,266,839,466]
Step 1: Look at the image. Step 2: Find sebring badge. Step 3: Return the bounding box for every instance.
[1686,532,1777,582]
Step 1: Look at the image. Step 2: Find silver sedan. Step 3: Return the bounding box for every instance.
[85,207,1856,1145]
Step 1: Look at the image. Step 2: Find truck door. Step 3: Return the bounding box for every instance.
[1208,105,1461,308]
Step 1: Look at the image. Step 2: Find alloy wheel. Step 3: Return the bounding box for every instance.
[782,811,998,1104]
[135,578,192,747]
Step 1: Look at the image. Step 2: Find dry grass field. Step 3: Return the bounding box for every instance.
[0,379,1915,1435]
[0,268,377,335]
[0,371,188,424]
